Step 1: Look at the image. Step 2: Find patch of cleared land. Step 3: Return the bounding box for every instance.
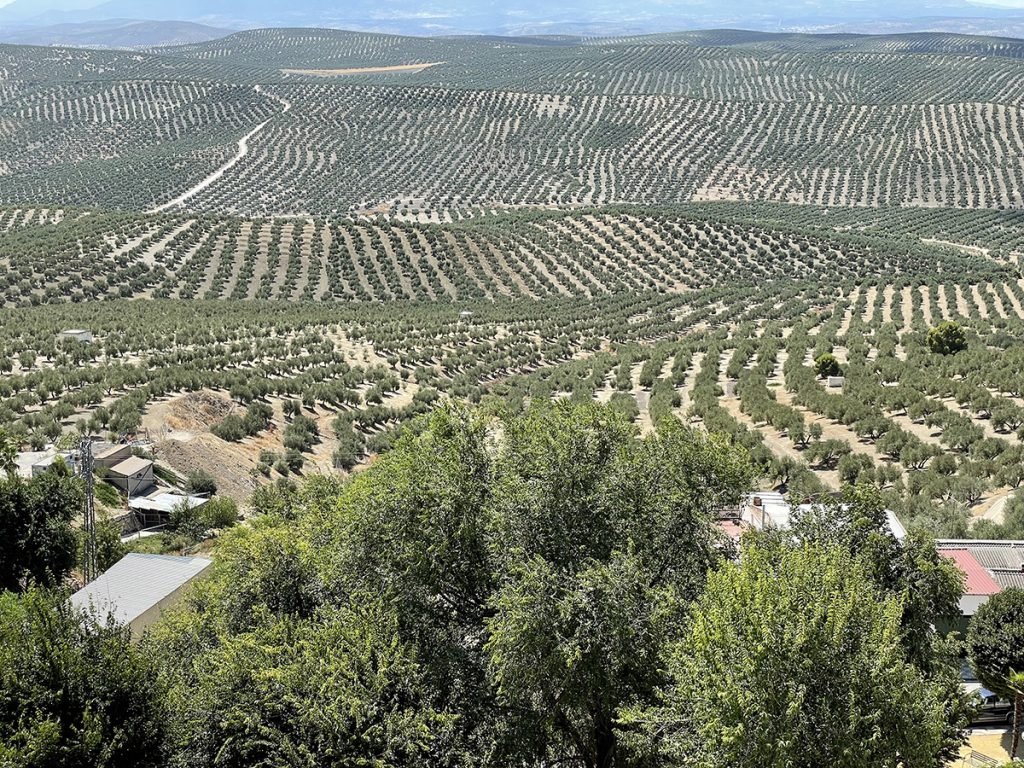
[281,63,443,76]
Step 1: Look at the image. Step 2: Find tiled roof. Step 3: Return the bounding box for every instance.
[938,548,1003,596]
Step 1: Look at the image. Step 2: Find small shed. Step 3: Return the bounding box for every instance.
[70,553,212,637]
[94,444,132,469]
[826,376,846,388]
[31,451,78,477]
[129,493,208,529]
[458,310,474,322]
[59,329,93,344]
[106,456,155,497]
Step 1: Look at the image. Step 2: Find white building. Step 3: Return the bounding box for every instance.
[59,329,93,344]
[70,553,212,636]
[743,491,907,540]
[106,456,155,497]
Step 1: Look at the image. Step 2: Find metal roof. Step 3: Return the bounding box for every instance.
[992,571,1024,590]
[743,492,907,540]
[967,545,1024,571]
[70,553,211,626]
[938,548,1004,596]
[128,493,207,514]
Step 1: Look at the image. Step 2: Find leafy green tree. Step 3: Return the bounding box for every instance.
[484,405,752,768]
[790,485,964,670]
[814,352,842,378]
[0,465,82,592]
[171,402,752,767]
[927,321,968,355]
[184,469,217,497]
[84,511,127,573]
[0,589,166,767]
[0,428,16,478]
[150,601,452,768]
[200,496,239,530]
[644,541,962,768]
[967,589,1024,758]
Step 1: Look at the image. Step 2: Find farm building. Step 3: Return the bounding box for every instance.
[742,491,908,540]
[936,540,1024,628]
[106,456,155,497]
[31,451,78,477]
[128,492,208,529]
[59,329,93,343]
[69,553,212,637]
[93,443,132,469]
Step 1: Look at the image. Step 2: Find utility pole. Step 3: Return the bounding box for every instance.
[79,438,97,583]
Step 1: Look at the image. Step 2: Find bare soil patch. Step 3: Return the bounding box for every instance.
[282,63,442,77]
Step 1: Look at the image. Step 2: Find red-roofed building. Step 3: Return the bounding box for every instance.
[937,547,1003,617]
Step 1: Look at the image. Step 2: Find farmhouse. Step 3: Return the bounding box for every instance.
[31,451,78,477]
[70,553,212,637]
[59,329,93,343]
[106,456,155,497]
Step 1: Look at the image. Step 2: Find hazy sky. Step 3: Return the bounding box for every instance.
[5,0,1024,7]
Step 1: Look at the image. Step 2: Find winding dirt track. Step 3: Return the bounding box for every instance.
[149,86,291,214]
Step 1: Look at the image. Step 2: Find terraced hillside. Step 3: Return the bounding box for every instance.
[7,29,1024,213]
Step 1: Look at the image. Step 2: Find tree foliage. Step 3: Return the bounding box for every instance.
[0,464,82,592]
[967,589,1024,758]
[645,541,958,768]
[927,321,967,356]
[0,589,166,768]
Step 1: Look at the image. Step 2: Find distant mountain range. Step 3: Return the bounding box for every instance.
[2,0,1024,39]
[0,19,231,48]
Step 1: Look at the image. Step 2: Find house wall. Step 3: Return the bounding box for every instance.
[95,446,132,469]
[126,568,213,639]
[107,467,155,496]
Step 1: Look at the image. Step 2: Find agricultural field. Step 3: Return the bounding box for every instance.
[2,28,1024,538]
[8,29,1024,212]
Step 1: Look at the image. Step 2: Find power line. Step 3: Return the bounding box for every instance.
[79,438,97,584]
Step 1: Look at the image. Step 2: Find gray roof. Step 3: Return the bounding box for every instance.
[108,456,152,476]
[968,545,1024,571]
[935,540,1024,595]
[992,571,1024,590]
[129,493,207,514]
[70,553,211,626]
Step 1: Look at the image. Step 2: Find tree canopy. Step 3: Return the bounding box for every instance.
[0,589,166,768]
[645,540,959,768]
[967,588,1024,758]
[0,462,82,592]
[927,321,968,355]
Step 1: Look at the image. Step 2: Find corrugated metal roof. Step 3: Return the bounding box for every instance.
[969,545,1024,571]
[939,548,1004,596]
[70,553,211,626]
[992,571,1024,590]
[128,493,206,514]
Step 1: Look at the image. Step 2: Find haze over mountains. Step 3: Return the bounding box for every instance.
[3,0,1024,39]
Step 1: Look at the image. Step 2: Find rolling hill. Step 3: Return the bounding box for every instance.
[0,19,233,49]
